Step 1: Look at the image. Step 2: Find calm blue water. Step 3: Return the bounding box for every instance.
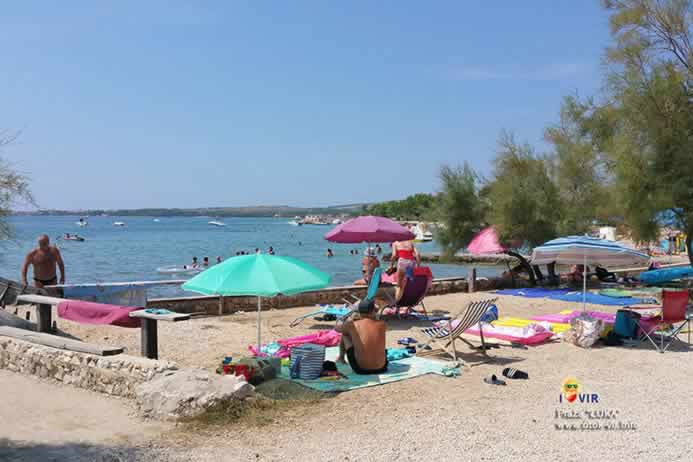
[0,216,501,297]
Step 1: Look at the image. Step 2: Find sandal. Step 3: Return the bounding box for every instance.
[483,374,506,386]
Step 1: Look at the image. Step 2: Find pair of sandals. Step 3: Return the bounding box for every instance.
[484,368,529,386]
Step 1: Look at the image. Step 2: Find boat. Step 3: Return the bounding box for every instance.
[113,221,126,227]
[208,221,226,227]
[412,224,433,242]
[153,218,160,222]
[156,265,204,275]
[76,217,88,227]
[331,218,342,225]
[288,220,300,226]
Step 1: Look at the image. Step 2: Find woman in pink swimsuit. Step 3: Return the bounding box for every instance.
[389,240,419,299]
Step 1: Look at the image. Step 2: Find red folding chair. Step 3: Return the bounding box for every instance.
[635,289,690,353]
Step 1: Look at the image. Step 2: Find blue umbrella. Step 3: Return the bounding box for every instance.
[531,235,650,310]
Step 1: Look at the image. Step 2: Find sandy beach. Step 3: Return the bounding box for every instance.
[4,291,693,461]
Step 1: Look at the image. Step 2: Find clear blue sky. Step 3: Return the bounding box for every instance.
[1,1,610,210]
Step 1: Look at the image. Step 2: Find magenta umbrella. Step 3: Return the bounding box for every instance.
[324,215,415,244]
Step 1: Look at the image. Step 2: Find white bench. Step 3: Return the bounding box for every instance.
[16,295,190,359]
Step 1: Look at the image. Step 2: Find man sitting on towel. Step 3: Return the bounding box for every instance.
[336,298,388,374]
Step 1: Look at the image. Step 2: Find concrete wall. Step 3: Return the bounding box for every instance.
[0,336,178,398]
[148,276,531,315]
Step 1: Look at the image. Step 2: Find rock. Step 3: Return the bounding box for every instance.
[135,369,255,421]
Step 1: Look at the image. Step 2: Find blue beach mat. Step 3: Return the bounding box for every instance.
[278,347,450,392]
[495,288,654,306]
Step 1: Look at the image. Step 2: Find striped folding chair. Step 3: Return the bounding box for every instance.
[418,298,498,363]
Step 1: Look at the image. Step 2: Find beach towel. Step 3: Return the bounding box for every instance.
[249,329,342,358]
[57,300,142,328]
[495,288,653,306]
[436,318,555,345]
[279,346,449,392]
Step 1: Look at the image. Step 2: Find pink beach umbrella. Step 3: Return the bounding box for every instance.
[324,215,415,244]
[467,227,506,254]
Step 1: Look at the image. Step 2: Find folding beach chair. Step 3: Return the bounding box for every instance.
[381,272,432,318]
[633,289,690,353]
[418,298,498,363]
[291,268,384,327]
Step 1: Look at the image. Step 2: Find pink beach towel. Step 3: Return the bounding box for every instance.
[57,300,142,328]
[248,329,342,357]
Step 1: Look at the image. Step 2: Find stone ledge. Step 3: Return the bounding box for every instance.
[0,336,178,398]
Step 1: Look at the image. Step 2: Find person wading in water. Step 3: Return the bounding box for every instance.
[21,234,65,293]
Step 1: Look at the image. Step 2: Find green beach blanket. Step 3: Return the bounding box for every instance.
[278,347,451,392]
[599,288,661,300]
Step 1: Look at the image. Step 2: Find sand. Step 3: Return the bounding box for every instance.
[4,291,693,461]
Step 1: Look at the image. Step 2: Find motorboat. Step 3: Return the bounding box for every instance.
[113,221,126,227]
[156,265,204,275]
[288,220,300,226]
[412,224,433,242]
[76,217,88,227]
[153,218,160,222]
[331,218,342,225]
[208,221,226,227]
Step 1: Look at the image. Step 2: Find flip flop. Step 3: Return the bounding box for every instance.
[483,374,506,386]
[502,368,529,379]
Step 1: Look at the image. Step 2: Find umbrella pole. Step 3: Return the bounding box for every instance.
[582,254,587,312]
[257,296,262,351]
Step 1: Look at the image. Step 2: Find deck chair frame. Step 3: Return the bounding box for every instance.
[418,298,498,364]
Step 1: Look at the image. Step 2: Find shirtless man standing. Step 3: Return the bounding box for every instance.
[21,234,65,290]
[336,298,388,374]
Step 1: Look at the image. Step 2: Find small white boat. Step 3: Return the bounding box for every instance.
[76,218,88,227]
[153,218,160,222]
[156,265,204,275]
[331,218,342,225]
[208,221,226,227]
[113,221,126,227]
[288,220,300,226]
[412,224,433,242]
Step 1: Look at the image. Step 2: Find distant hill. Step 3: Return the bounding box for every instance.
[13,203,370,218]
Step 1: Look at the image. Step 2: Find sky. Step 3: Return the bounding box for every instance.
[0,1,611,210]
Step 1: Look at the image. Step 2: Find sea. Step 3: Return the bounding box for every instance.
[0,216,502,298]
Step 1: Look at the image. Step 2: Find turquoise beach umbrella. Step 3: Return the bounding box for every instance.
[182,254,331,349]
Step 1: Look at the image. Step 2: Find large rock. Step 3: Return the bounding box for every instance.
[135,369,255,420]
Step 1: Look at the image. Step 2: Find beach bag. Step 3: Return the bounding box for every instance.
[613,310,640,339]
[480,305,499,324]
[564,314,603,348]
[289,343,326,380]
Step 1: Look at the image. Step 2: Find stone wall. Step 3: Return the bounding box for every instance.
[0,336,178,398]
[148,276,532,315]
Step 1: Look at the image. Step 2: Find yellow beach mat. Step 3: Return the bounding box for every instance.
[492,317,571,334]
[493,316,613,337]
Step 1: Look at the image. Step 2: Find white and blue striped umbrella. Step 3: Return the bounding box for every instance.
[531,235,650,268]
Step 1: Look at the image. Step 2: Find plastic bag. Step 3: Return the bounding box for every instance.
[564,314,604,348]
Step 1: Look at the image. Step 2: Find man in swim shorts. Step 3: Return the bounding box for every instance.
[335,299,388,374]
[21,234,65,292]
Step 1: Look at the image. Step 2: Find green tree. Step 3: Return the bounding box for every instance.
[544,95,614,235]
[484,131,561,247]
[1,130,34,238]
[435,163,485,258]
[595,0,693,263]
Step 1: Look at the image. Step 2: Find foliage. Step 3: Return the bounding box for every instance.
[544,95,615,234]
[435,163,485,258]
[364,193,438,221]
[596,0,693,261]
[0,130,34,238]
[483,132,562,247]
